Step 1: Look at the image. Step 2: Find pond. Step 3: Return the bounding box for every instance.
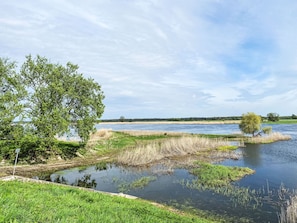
[50,123,297,223]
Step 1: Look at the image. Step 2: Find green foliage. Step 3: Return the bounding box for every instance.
[119,116,125,122]
[292,114,297,119]
[239,112,262,136]
[20,55,105,145]
[262,126,272,134]
[0,58,24,140]
[267,112,280,122]
[56,141,85,159]
[0,181,214,223]
[0,55,105,162]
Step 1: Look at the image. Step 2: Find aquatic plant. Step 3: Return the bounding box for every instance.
[190,162,255,187]
[95,161,108,171]
[131,176,157,189]
[115,176,157,193]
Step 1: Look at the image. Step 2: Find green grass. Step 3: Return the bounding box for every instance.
[216,145,238,151]
[94,131,178,156]
[0,180,215,223]
[263,119,297,124]
[190,162,254,187]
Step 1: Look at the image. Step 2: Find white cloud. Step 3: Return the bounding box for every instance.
[1,0,297,118]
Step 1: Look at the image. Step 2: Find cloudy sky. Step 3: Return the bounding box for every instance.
[1,0,297,119]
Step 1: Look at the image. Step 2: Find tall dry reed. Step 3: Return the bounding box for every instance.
[117,136,230,166]
[87,129,112,147]
[248,132,291,144]
[278,194,297,223]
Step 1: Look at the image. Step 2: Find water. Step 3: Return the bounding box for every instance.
[50,123,297,223]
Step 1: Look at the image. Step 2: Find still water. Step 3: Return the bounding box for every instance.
[50,124,297,223]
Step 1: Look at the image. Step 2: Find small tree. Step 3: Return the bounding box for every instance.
[239,112,262,136]
[262,126,272,135]
[267,112,279,122]
[292,114,297,119]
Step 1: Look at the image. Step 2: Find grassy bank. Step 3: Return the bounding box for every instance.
[0,180,216,223]
[264,119,297,124]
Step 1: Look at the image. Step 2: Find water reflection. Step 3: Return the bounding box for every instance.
[74,174,97,188]
[242,144,262,167]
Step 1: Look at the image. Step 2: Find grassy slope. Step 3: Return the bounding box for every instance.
[0,180,215,223]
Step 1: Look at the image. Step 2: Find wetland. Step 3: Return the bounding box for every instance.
[47,123,296,223]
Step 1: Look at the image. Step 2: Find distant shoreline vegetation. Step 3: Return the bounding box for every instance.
[101,116,297,124]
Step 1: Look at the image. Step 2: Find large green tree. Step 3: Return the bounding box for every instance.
[20,55,105,146]
[239,112,262,136]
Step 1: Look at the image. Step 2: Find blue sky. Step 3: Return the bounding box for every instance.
[1,0,297,119]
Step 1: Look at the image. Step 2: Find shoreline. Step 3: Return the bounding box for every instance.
[100,120,241,125]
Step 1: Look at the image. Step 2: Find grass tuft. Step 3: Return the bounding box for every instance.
[190,162,254,187]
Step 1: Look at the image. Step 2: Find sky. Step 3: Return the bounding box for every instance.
[1,0,297,119]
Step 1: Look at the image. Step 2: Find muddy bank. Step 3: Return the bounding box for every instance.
[0,156,110,178]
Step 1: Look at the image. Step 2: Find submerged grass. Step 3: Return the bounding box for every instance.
[179,162,258,208]
[190,162,255,187]
[114,176,158,193]
[131,176,157,189]
[0,180,215,223]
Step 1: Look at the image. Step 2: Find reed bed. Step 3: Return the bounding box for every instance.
[247,132,291,144]
[278,194,297,223]
[117,136,230,166]
[87,129,112,147]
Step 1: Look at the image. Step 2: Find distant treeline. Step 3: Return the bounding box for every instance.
[101,115,296,123]
[102,116,242,122]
